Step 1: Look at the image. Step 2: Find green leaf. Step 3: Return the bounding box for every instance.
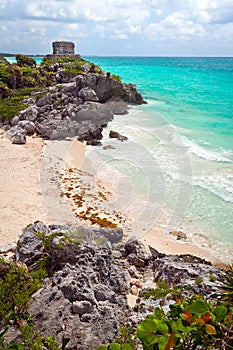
[8,345,24,350]
[158,336,169,350]
[169,303,183,318]
[214,305,228,322]
[156,321,169,335]
[153,307,165,320]
[137,319,158,345]
[108,343,121,350]
[95,346,108,350]
[187,300,209,316]
[122,344,134,350]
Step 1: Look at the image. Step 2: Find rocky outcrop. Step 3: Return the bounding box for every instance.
[76,73,146,104]
[4,222,224,349]
[4,57,146,145]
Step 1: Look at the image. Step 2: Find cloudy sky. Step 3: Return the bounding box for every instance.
[0,0,233,56]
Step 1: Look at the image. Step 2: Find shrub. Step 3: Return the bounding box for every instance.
[223,263,233,303]
[0,258,59,349]
[16,54,36,68]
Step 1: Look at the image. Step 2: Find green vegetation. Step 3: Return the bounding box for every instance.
[0,88,36,121]
[96,269,233,350]
[16,54,36,68]
[0,258,59,349]
[139,281,182,301]
[0,54,104,122]
[111,74,122,82]
[136,297,233,350]
[223,264,233,303]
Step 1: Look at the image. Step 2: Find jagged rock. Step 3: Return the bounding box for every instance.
[16,231,44,265]
[78,126,103,144]
[125,236,152,266]
[76,74,146,104]
[72,301,93,315]
[22,97,36,105]
[18,120,36,135]
[6,126,26,144]
[86,139,102,146]
[109,130,128,142]
[36,93,55,107]
[60,82,77,96]
[11,115,20,126]
[78,87,99,102]
[73,101,114,126]
[153,254,224,296]
[12,222,226,349]
[19,106,38,121]
[106,97,128,115]
[21,225,130,349]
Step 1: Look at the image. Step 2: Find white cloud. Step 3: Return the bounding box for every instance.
[0,0,232,55]
[146,12,206,41]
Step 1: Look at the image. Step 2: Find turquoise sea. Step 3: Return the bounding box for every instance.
[6,56,233,261]
[84,57,233,262]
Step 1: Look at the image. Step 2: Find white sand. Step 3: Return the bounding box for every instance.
[0,132,225,265]
[0,133,49,247]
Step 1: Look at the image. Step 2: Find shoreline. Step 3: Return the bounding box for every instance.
[61,138,230,265]
[0,129,230,266]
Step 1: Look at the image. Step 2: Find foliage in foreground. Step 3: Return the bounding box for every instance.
[0,258,59,349]
[96,266,233,350]
[223,264,233,303]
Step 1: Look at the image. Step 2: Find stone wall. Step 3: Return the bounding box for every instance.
[46,41,80,59]
[53,41,75,55]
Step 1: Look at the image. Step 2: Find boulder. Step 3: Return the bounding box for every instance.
[11,115,20,126]
[86,139,102,146]
[18,120,36,135]
[76,73,146,104]
[6,126,26,144]
[78,87,99,102]
[109,130,128,142]
[73,101,113,126]
[78,126,103,144]
[60,82,77,97]
[19,106,38,121]
[124,236,152,267]
[105,97,128,115]
[36,93,55,108]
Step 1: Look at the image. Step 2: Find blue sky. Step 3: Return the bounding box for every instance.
[0,0,233,56]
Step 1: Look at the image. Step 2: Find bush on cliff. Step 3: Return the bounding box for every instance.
[0,258,59,349]
[16,54,36,68]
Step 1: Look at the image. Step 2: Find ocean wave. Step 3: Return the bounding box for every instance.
[168,171,233,203]
[171,133,232,163]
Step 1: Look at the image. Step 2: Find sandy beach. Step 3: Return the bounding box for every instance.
[0,130,227,265]
[0,131,49,248]
[60,138,224,264]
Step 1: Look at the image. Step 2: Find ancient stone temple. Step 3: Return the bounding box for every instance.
[53,41,74,55]
[46,41,80,59]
